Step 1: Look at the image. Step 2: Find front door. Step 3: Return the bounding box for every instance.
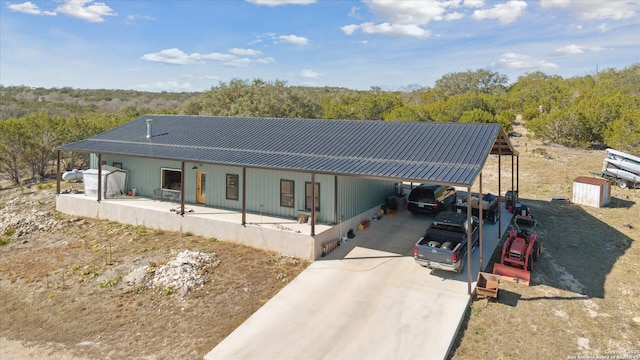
[196,171,206,204]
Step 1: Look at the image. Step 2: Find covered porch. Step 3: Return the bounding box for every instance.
[56,193,380,261]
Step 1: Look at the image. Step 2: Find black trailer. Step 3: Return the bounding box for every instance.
[456,193,499,224]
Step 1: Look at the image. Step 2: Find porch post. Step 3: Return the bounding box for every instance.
[311,172,316,236]
[334,175,338,225]
[180,161,185,215]
[56,150,61,195]
[467,187,472,295]
[97,154,102,202]
[511,154,515,203]
[479,172,483,272]
[242,167,247,226]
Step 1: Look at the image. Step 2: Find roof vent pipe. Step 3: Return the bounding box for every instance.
[146,119,153,138]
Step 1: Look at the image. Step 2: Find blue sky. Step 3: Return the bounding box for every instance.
[1,0,639,92]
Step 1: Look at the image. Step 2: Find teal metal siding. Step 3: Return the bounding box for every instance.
[337,177,395,219]
[244,169,335,223]
[94,156,393,224]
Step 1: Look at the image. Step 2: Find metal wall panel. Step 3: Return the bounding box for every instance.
[101,155,182,198]
[244,169,335,223]
[337,176,395,219]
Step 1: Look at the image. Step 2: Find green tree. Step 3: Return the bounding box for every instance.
[435,69,509,96]
[0,118,24,184]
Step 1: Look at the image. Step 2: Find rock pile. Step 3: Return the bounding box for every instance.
[0,191,63,238]
[151,250,219,296]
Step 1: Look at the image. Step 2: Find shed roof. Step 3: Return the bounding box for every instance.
[58,115,518,187]
[574,176,609,186]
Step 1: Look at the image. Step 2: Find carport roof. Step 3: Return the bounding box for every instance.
[57,115,518,187]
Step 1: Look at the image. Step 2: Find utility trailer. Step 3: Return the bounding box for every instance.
[601,148,640,189]
[456,193,499,224]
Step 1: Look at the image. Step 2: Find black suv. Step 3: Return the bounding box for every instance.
[407,184,457,215]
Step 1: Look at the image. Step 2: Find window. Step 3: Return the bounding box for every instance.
[305,182,320,211]
[226,174,239,200]
[280,180,294,208]
[161,168,182,191]
[112,162,122,169]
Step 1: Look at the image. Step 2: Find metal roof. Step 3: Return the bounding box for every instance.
[57,115,518,187]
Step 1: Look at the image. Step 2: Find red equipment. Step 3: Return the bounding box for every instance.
[493,226,541,286]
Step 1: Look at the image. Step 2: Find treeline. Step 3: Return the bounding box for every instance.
[1,64,638,185]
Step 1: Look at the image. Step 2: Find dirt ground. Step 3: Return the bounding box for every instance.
[0,183,308,359]
[1,125,639,359]
[450,128,640,359]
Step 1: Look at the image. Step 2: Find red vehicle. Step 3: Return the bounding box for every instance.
[493,225,541,286]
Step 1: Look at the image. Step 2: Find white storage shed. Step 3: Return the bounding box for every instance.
[572,176,610,208]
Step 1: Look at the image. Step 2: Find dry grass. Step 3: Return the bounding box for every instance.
[0,187,308,359]
[450,128,640,359]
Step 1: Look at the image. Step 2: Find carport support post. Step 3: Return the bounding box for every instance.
[498,144,502,238]
[97,154,102,202]
[511,155,515,203]
[466,187,472,295]
[479,172,483,272]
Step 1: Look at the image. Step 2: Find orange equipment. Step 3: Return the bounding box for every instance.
[493,226,541,286]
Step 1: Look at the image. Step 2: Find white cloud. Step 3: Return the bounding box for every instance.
[134,80,192,91]
[299,69,320,78]
[551,44,605,56]
[552,44,584,55]
[245,0,315,6]
[200,53,237,62]
[444,12,465,21]
[359,22,431,38]
[348,6,361,19]
[364,0,450,25]
[141,48,235,65]
[8,2,56,16]
[279,34,309,45]
[341,24,359,36]
[55,0,116,23]
[228,48,262,56]
[494,52,558,70]
[223,58,251,67]
[124,14,156,25]
[471,0,527,24]
[182,74,219,81]
[344,0,512,38]
[598,23,611,33]
[256,57,276,64]
[463,0,485,7]
[541,0,638,20]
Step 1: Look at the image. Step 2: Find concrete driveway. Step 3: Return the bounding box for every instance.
[204,207,511,360]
